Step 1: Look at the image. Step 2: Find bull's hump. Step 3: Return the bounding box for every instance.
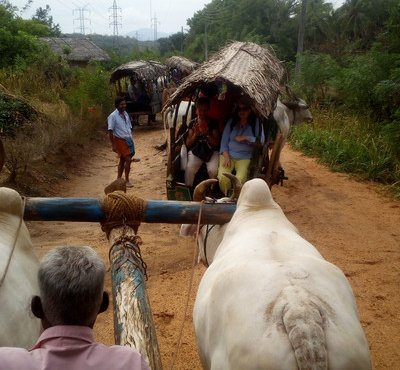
[0,187,24,217]
[237,179,275,209]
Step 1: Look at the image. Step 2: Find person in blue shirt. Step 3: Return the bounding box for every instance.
[218,96,265,195]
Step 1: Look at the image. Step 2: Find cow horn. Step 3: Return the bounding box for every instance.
[193,179,218,201]
[222,173,242,199]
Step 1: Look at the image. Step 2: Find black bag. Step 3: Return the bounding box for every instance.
[191,139,214,162]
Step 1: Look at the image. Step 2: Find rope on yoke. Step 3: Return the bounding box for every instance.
[101,191,145,237]
[109,234,148,280]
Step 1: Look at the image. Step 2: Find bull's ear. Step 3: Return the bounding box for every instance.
[99,291,109,314]
[31,296,44,319]
[281,101,299,110]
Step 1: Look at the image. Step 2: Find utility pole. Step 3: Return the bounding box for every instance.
[204,18,208,61]
[73,5,90,35]
[181,26,184,53]
[151,14,158,41]
[149,0,152,27]
[135,31,139,51]
[109,0,122,44]
[295,0,307,78]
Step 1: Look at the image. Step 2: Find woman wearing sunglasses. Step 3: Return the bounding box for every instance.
[218,96,265,195]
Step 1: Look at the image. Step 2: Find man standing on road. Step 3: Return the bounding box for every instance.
[108,97,140,188]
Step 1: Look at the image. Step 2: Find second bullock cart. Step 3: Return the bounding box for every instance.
[165,55,199,86]
[110,60,168,125]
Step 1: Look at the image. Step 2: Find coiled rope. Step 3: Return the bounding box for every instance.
[101,191,145,237]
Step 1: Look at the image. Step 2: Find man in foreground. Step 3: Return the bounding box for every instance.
[0,246,149,370]
[108,97,140,188]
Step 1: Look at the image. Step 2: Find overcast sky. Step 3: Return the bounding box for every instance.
[10,0,346,37]
[9,0,211,36]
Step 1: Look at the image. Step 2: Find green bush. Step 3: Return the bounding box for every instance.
[0,93,36,136]
[63,63,113,119]
[289,108,400,198]
[291,52,341,104]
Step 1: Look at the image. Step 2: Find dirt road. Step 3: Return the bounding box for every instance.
[28,122,400,369]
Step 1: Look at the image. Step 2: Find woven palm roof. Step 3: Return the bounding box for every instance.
[165,56,199,75]
[110,60,167,83]
[40,37,110,62]
[166,42,285,119]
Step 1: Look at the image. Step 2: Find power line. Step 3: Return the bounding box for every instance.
[87,3,109,22]
[54,0,74,12]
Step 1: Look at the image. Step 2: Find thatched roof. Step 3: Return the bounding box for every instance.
[165,56,199,75]
[110,60,167,83]
[166,42,285,119]
[40,37,110,62]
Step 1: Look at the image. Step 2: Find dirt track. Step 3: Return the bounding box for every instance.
[28,121,400,369]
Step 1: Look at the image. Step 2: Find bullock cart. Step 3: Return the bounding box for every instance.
[163,41,287,201]
[165,56,199,86]
[110,60,168,125]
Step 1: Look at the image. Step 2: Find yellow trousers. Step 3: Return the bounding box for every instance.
[217,155,251,195]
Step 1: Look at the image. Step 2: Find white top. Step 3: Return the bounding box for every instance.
[107,109,132,139]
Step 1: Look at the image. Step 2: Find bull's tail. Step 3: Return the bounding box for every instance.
[281,286,328,370]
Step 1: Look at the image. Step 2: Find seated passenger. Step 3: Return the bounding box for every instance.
[200,82,236,133]
[0,246,149,370]
[128,78,150,111]
[218,96,265,195]
[184,96,220,188]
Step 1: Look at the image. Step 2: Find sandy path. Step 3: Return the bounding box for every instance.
[27,121,400,369]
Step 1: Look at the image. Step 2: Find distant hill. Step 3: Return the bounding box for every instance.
[126,28,171,41]
[63,33,157,57]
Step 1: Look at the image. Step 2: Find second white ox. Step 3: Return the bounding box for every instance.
[274,98,313,138]
[160,100,195,150]
[192,179,371,370]
[0,187,41,348]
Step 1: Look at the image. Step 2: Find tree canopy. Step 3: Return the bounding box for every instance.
[0,1,60,68]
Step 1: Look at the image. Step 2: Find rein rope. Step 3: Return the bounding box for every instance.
[203,224,217,267]
[0,197,26,288]
[169,200,205,370]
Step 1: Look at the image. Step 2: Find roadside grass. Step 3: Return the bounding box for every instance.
[0,98,107,195]
[289,107,400,199]
[0,62,112,194]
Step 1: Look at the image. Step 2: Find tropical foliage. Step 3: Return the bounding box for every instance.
[158,0,399,195]
[0,0,399,195]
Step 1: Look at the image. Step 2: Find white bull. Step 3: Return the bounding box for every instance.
[265,98,313,185]
[192,179,371,370]
[0,187,41,348]
[157,100,195,151]
[274,98,313,138]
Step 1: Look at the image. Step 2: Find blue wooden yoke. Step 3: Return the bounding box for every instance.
[24,198,236,224]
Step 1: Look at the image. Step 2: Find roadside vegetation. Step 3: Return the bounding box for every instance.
[0,1,114,193]
[0,0,399,197]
